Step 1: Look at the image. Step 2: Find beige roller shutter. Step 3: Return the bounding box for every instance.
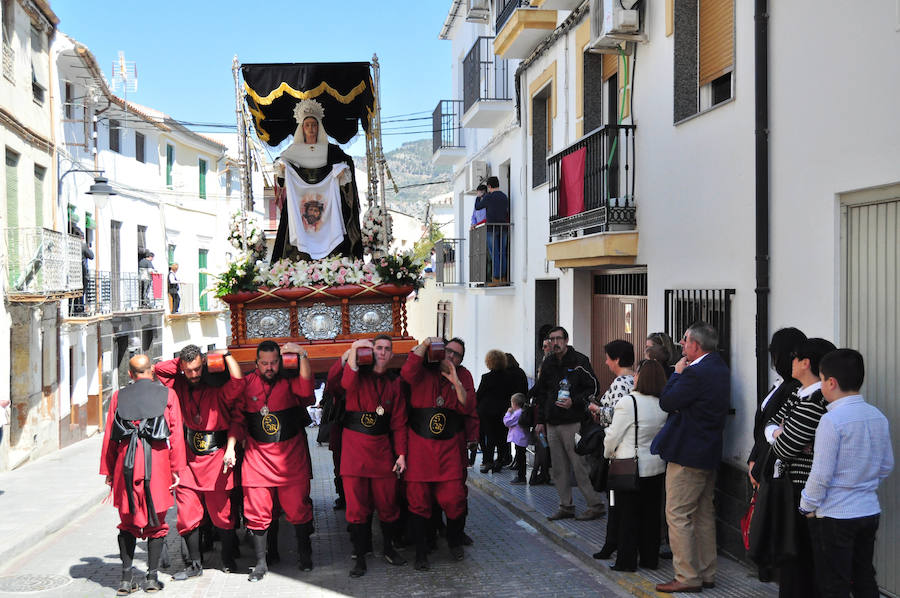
[602,52,617,82]
[699,0,734,86]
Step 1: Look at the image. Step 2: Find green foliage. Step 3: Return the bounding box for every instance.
[214,256,258,297]
[374,251,425,291]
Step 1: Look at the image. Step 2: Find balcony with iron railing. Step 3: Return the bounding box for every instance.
[434,238,465,286]
[431,100,466,166]
[65,271,164,318]
[494,0,558,60]
[5,227,83,300]
[469,223,511,287]
[545,125,638,267]
[462,36,514,129]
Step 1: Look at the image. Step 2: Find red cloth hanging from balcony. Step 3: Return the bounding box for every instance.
[558,147,586,217]
[151,273,163,299]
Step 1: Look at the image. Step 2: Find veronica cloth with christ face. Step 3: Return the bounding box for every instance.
[284,163,348,259]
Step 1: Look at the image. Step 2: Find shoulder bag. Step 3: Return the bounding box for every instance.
[607,394,640,493]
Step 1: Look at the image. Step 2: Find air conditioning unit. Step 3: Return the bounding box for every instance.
[466,160,488,192]
[466,0,490,23]
[589,0,642,52]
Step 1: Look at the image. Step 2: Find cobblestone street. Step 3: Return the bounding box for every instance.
[0,436,628,598]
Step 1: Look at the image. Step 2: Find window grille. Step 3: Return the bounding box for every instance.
[664,288,735,364]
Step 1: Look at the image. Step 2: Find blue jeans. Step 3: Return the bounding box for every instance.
[487,227,508,281]
[808,515,880,598]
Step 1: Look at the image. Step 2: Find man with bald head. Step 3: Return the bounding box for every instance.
[101,354,186,594]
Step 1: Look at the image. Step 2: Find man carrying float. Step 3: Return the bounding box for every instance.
[400,337,475,570]
[232,341,315,582]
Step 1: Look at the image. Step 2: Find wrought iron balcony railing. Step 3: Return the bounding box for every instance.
[547,124,636,238]
[469,223,511,286]
[432,100,464,154]
[496,0,530,33]
[66,271,164,317]
[434,238,465,286]
[6,227,83,298]
[463,37,511,114]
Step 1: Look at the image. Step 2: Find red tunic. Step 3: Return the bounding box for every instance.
[400,352,475,482]
[154,358,244,491]
[100,383,186,527]
[238,371,314,488]
[339,364,408,479]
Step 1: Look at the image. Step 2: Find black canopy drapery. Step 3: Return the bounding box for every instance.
[242,62,374,146]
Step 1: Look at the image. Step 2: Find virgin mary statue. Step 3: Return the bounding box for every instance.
[271,99,363,262]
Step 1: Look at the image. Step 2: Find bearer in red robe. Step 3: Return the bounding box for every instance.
[400,336,475,571]
[234,340,315,582]
[100,354,186,594]
[340,336,408,577]
[154,345,244,579]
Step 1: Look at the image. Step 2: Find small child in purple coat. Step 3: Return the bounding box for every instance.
[503,393,529,484]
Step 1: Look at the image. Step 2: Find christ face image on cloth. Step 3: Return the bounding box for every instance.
[302,194,326,232]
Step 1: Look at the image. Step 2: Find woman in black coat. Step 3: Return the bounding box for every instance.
[476,350,512,473]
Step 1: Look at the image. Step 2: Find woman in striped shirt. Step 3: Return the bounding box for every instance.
[767,337,836,598]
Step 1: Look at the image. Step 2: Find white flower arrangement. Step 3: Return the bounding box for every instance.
[254,257,380,289]
[361,203,393,255]
[227,211,267,260]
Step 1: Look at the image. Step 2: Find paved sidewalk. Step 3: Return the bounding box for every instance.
[467,453,778,598]
[0,435,108,566]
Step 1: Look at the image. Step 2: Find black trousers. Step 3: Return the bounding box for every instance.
[808,515,880,598]
[779,491,820,598]
[513,445,526,481]
[614,473,664,570]
[483,415,508,465]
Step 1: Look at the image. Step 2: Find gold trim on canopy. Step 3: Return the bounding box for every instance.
[244,79,368,106]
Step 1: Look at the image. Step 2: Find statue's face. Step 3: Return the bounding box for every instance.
[302,117,319,144]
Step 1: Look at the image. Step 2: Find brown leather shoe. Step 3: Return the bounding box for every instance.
[655,579,703,593]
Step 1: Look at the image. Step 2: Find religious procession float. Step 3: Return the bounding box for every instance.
[217,58,423,373]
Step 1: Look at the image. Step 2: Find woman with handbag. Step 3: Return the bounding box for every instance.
[766,338,835,598]
[601,359,669,572]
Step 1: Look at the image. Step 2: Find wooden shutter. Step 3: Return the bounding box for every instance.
[135,132,144,163]
[602,52,618,82]
[166,145,174,186]
[198,159,207,199]
[198,249,208,311]
[699,0,734,86]
[34,165,45,227]
[6,150,18,228]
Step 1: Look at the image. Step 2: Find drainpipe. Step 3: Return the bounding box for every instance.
[754,0,770,402]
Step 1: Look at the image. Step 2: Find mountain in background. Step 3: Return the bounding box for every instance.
[354,138,451,219]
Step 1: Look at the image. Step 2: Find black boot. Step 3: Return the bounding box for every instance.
[267,518,281,564]
[143,537,165,592]
[116,532,137,596]
[380,520,407,566]
[410,514,429,571]
[248,529,267,582]
[447,516,465,561]
[294,522,313,571]
[349,523,367,578]
[365,516,374,556]
[174,528,203,580]
[217,527,237,573]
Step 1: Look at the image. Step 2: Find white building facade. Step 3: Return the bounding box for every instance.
[429,0,900,587]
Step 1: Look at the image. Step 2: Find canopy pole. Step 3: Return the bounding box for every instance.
[372,54,387,239]
[232,55,248,241]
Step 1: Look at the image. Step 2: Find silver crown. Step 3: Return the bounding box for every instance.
[293,99,325,125]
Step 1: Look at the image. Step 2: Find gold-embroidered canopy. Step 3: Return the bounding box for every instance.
[242,62,374,146]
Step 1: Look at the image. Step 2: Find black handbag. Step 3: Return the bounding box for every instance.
[575,419,605,456]
[589,454,609,492]
[747,448,798,567]
[607,394,640,493]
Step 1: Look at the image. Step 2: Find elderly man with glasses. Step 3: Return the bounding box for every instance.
[532,326,606,522]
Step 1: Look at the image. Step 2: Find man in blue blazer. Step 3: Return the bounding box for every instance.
[651,321,730,594]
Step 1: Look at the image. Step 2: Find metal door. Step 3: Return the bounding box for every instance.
[591,294,647,395]
[842,196,899,596]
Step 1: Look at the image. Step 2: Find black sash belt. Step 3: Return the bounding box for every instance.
[184,426,227,455]
[246,406,302,443]
[342,410,390,436]
[409,407,462,441]
[111,414,170,526]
